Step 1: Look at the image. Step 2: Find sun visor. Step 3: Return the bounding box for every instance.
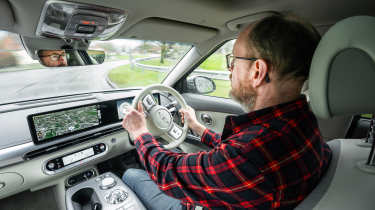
[226,11,277,32]
[121,18,218,44]
[0,0,15,29]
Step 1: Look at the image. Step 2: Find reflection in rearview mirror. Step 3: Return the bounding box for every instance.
[37,49,105,67]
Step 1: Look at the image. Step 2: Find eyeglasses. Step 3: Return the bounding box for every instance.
[226,53,258,69]
[226,53,271,83]
[41,54,66,61]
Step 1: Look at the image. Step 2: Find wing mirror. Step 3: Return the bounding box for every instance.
[37,49,105,67]
[186,76,216,94]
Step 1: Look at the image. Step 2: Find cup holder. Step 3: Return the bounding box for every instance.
[66,172,146,210]
[71,188,101,210]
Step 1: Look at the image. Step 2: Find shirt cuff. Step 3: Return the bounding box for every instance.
[135,132,154,144]
[200,128,211,144]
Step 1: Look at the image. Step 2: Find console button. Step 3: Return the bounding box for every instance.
[99,144,106,152]
[85,170,94,178]
[67,177,76,186]
[91,202,102,210]
[47,162,55,170]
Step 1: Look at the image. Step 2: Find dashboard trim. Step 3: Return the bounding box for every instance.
[42,143,109,175]
[0,91,160,170]
[0,142,35,168]
[0,123,123,169]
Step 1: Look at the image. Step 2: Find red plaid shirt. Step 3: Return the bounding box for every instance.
[134,96,332,209]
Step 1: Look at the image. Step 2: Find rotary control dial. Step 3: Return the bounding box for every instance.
[105,189,128,204]
[100,177,116,190]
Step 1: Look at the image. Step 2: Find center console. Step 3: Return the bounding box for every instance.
[66,172,146,210]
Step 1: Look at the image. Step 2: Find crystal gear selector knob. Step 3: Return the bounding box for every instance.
[100,177,116,190]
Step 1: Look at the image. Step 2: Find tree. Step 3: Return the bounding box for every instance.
[159,41,175,64]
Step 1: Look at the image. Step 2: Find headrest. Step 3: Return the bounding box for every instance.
[309,16,375,119]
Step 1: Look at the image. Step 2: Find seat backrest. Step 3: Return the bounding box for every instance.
[297,16,375,209]
[295,140,341,210]
[301,81,352,141]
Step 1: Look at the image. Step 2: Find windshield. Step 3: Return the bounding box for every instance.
[0,31,192,104]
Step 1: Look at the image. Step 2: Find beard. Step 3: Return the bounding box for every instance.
[229,79,257,112]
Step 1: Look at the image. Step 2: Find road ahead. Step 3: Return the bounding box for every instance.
[0,60,129,104]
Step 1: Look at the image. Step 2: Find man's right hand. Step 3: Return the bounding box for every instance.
[179,106,206,136]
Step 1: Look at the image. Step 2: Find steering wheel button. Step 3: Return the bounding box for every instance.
[142,95,156,110]
[169,125,182,139]
[146,97,153,105]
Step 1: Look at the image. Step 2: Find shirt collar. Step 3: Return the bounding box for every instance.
[223,95,309,134]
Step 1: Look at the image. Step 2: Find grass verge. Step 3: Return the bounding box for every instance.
[108,64,166,88]
[138,58,173,67]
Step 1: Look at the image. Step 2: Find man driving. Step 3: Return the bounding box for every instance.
[121,13,332,210]
[38,50,68,67]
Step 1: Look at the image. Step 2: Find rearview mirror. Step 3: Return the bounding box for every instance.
[37,49,105,67]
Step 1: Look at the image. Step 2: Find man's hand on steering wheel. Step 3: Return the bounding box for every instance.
[179,106,206,136]
[122,102,149,140]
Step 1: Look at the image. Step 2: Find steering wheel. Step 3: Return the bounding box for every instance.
[131,84,188,149]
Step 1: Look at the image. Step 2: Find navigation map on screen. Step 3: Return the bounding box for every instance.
[32,105,101,141]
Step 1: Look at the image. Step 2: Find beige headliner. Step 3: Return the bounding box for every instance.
[3,0,375,45]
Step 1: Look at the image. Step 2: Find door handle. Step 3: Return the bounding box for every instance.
[201,113,213,126]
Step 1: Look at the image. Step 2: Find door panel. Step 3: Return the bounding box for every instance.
[180,93,244,153]
[182,93,244,135]
[182,93,244,115]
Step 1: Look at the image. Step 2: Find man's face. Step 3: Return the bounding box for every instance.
[228,29,257,111]
[39,50,68,67]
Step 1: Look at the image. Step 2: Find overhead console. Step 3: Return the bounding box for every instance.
[36,0,127,40]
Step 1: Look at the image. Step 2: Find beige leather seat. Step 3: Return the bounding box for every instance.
[301,81,352,141]
[296,16,375,209]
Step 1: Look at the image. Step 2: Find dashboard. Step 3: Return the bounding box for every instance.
[27,94,159,145]
[0,90,164,169]
[0,90,167,199]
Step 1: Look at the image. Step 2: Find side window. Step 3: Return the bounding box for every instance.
[0,31,44,71]
[189,40,235,98]
[361,114,373,119]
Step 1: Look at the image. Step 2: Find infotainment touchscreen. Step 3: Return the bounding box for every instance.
[29,105,102,143]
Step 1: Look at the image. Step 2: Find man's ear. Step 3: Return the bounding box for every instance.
[252,59,269,87]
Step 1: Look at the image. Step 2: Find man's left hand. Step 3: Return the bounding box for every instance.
[122,102,149,140]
